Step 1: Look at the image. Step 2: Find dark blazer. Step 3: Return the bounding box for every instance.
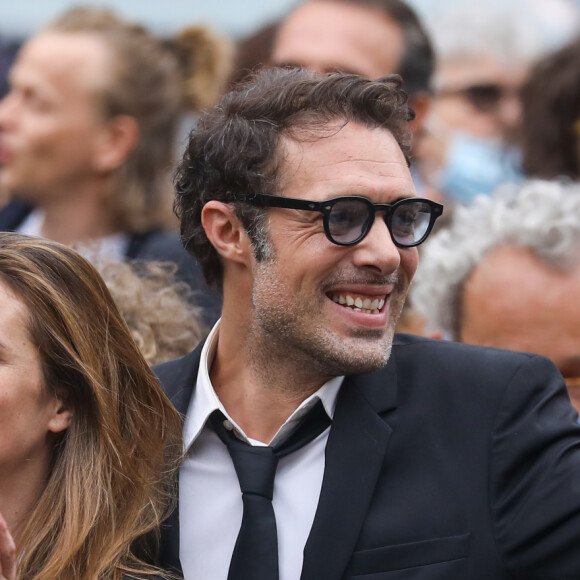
[155,333,580,580]
[0,200,221,325]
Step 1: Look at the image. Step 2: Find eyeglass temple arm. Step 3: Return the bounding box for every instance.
[245,193,323,212]
[244,193,444,219]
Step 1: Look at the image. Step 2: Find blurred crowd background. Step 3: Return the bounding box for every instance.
[0,0,579,410]
[3,0,580,203]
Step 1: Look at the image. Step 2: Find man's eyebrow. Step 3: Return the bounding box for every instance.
[385,193,419,203]
[322,193,416,203]
[335,191,417,202]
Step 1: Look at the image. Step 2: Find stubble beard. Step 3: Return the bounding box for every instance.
[248,258,407,382]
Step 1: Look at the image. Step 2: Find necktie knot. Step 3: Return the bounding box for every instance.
[209,400,331,580]
[229,445,278,500]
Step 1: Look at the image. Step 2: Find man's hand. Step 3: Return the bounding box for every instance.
[0,513,16,580]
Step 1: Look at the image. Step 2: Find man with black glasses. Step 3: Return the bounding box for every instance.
[156,67,580,580]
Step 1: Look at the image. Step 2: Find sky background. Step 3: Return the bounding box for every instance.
[1,0,578,47]
[0,0,507,39]
[0,0,298,39]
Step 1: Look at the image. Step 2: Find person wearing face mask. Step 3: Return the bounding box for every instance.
[415,5,547,204]
[420,120,523,205]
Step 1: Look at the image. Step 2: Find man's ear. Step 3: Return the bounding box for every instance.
[93,114,139,173]
[202,200,252,267]
[47,393,73,434]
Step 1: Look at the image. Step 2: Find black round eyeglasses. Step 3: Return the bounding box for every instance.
[239,193,444,248]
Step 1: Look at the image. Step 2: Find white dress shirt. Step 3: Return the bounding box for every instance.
[179,321,343,580]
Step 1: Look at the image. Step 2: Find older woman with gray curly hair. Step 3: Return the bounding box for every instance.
[411,179,580,410]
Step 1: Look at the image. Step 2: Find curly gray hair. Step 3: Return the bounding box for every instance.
[411,179,580,338]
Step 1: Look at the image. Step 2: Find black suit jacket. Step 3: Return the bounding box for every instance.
[155,333,580,579]
[0,200,221,325]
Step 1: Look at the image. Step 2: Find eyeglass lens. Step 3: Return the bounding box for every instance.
[327,199,433,246]
[327,199,371,244]
[464,84,503,113]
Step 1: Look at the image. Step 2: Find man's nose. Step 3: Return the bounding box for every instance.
[497,93,521,134]
[350,216,401,274]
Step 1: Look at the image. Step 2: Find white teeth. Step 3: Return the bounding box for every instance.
[330,293,387,315]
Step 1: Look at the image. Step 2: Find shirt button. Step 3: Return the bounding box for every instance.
[223,419,234,431]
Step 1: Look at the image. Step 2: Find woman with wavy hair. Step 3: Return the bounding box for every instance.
[0,232,182,580]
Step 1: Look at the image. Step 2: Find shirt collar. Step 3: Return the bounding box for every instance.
[182,320,343,452]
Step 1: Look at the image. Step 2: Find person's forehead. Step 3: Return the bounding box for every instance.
[13,32,111,97]
[0,279,31,340]
[435,55,523,89]
[461,245,580,358]
[277,121,414,198]
[272,0,404,79]
[468,245,580,301]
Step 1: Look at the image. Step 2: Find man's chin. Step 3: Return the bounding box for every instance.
[310,335,393,376]
[342,348,392,374]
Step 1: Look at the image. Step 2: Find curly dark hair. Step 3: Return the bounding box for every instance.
[519,36,580,179]
[174,66,414,288]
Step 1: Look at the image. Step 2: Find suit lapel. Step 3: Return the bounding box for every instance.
[155,342,204,415]
[155,344,204,575]
[157,341,398,579]
[301,357,398,580]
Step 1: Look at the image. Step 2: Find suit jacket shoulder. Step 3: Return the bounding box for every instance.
[336,333,580,580]
[154,343,204,416]
[127,230,221,327]
[126,229,208,298]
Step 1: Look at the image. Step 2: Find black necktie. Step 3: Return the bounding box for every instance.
[210,400,331,580]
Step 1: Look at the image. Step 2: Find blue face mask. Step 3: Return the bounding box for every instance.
[438,132,523,204]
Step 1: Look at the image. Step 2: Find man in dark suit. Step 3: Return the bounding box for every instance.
[156,67,580,579]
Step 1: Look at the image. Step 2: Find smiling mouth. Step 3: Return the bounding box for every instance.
[330,293,386,315]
